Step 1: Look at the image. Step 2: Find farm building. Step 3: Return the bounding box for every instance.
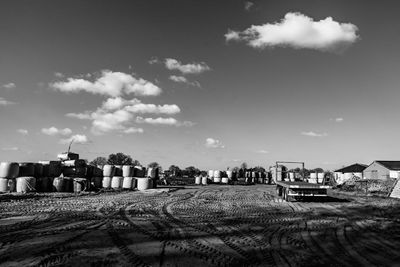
[334,163,367,185]
[363,161,400,179]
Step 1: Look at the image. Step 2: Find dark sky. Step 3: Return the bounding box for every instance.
[1,0,400,170]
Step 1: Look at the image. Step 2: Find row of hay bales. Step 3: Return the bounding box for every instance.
[0,161,159,193]
[200,170,272,185]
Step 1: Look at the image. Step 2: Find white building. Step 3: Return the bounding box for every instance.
[363,161,400,179]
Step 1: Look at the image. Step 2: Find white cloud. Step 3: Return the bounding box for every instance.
[225,12,359,52]
[244,1,254,11]
[165,58,210,74]
[2,147,19,151]
[335,117,344,122]
[256,149,269,154]
[2,83,16,89]
[51,70,161,97]
[148,57,160,65]
[54,72,64,78]
[169,75,201,87]
[66,112,92,120]
[125,103,181,114]
[136,116,178,125]
[301,131,328,137]
[123,127,144,134]
[169,75,188,83]
[205,138,225,148]
[0,97,16,106]
[60,134,89,145]
[17,129,28,135]
[91,109,134,134]
[41,127,72,136]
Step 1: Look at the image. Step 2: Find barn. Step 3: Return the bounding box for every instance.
[334,163,367,185]
[363,161,400,179]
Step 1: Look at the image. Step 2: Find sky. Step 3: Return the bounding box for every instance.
[1,0,400,171]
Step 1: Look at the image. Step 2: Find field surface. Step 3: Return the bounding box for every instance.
[0,185,399,267]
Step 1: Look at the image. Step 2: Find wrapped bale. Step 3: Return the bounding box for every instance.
[36,177,53,192]
[122,177,134,189]
[40,161,62,177]
[114,165,123,176]
[136,177,152,190]
[62,167,87,178]
[91,176,103,189]
[73,178,88,193]
[111,176,123,189]
[102,176,112,189]
[0,162,19,178]
[33,163,44,178]
[18,163,35,177]
[62,159,86,168]
[16,177,36,193]
[103,165,115,177]
[122,165,134,177]
[57,152,79,161]
[0,178,16,192]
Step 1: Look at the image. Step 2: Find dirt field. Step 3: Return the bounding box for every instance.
[0,185,399,267]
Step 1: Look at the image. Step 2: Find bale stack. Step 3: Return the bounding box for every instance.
[102,164,114,189]
[61,159,88,193]
[0,162,19,192]
[213,170,221,183]
[147,167,159,188]
[135,166,152,191]
[16,163,36,193]
[90,166,103,189]
[122,165,135,190]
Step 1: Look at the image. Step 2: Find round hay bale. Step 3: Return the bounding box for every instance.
[122,165,133,177]
[213,177,221,183]
[221,177,229,184]
[147,167,159,179]
[201,176,208,185]
[122,177,134,189]
[134,166,144,177]
[42,161,62,177]
[36,177,53,192]
[213,170,221,178]
[18,163,35,177]
[0,162,19,178]
[102,176,112,189]
[0,178,16,192]
[33,163,43,178]
[114,165,123,176]
[208,170,214,178]
[226,171,233,179]
[103,165,115,177]
[111,176,123,189]
[62,159,86,168]
[53,177,66,192]
[16,177,36,193]
[136,177,152,190]
[195,176,201,185]
[91,176,103,189]
[92,167,103,177]
[62,167,87,177]
[73,178,88,193]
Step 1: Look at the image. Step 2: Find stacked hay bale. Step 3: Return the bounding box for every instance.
[213,170,221,183]
[111,165,124,190]
[147,167,159,188]
[90,165,103,189]
[136,166,151,191]
[102,164,114,189]
[122,165,135,190]
[61,159,88,193]
[16,163,36,193]
[0,162,19,192]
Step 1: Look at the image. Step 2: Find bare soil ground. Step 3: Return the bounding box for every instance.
[0,185,399,267]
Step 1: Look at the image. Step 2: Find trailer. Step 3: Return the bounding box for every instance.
[276,181,330,201]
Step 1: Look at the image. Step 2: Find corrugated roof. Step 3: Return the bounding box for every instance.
[334,163,368,173]
[376,161,400,171]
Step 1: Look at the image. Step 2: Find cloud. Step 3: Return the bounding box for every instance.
[205,138,225,148]
[148,57,160,65]
[91,109,134,134]
[301,131,328,137]
[244,1,254,11]
[66,112,92,120]
[2,83,16,89]
[60,134,89,145]
[165,58,210,74]
[17,129,28,135]
[335,117,344,122]
[136,117,178,125]
[51,70,161,97]
[124,102,181,114]
[256,149,269,154]
[0,97,16,106]
[169,75,201,87]
[54,72,64,78]
[123,127,144,134]
[41,127,72,136]
[225,12,359,52]
[2,147,19,151]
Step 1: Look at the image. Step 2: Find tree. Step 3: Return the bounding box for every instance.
[253,166,266,172]
[232,166,240,172]
[148,162,160,168]
[169,165,181,177]
[107,153,133,165]
[132,160,141,166]
[89,156,107,167]
[240,162,248,170]
[185,166,200,177]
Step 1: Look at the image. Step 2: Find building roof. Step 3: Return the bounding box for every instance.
[375,161,400,171]
[334,163,368,173]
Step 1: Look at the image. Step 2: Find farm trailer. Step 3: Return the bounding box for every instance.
[275,181,330,201]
